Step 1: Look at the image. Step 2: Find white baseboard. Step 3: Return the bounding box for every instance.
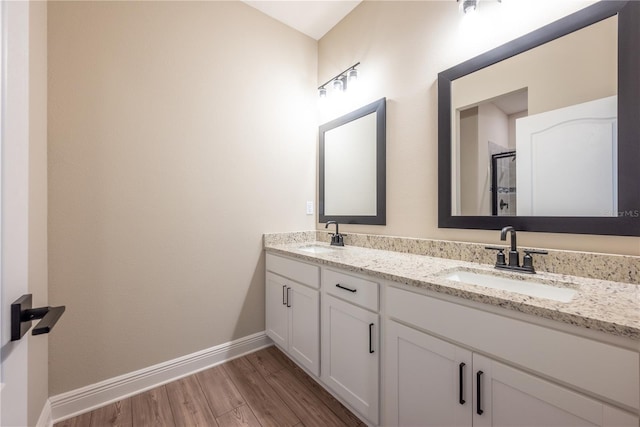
[36,399,53,427]
[50,331,272,423]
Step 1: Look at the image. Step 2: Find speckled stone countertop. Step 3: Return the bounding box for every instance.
[264,233,640,341]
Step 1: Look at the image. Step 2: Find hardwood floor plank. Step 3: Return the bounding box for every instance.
[215,404,261,427]
[265,345,299,371]
[131,385,175,427]
[90,400,132,427]
[54,412,92,427]
[165,375,218,427]
[267,346,364,427]
[265,367,347,427]
[196,364,244,417]
[55,349,363,427]
[245,346,285,377]
[223,357,299,427]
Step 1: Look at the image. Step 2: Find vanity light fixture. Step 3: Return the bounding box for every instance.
[317,62,360,97]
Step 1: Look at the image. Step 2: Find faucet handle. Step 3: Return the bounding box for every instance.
[484,246,506,266]
[522,249,548,273]
[524,249,548,255]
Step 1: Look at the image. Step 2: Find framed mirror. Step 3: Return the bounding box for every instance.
[319,98,386,225]
[438,1,639,236]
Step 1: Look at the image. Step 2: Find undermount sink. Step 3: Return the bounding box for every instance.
[298,245,338,254]
[443,269,577,303]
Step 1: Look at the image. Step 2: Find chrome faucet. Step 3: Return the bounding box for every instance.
[325,221,344,246]
[485,226,547,274]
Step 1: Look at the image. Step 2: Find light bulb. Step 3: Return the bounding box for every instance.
[460,0,478,14]
[333,78,344,92]
[318,87,327,98]
[347,68,358,83]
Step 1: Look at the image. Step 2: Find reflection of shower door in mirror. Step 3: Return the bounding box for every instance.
[516,96,617,216]
[491,151,516,216]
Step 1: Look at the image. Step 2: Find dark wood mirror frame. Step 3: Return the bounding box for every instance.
[438,1,639,236]
[319,98,386,225]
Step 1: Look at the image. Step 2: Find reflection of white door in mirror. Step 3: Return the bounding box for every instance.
[516,96,617,216]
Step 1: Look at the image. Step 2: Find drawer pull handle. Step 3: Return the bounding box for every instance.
[369,323,375,353]
[336,283,357,293]
[459,363,466,405]
[282,285,287,305]
[286,287,291,308]
[476,370,484,415]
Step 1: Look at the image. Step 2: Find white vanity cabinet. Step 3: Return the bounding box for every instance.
[472,354,639,427]
[386,320,472,426]
[321,268,380,425]
[265,254,320,376]
[385,286,640,427]
[265,248,639,427]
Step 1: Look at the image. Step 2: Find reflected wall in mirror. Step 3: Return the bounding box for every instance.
[452,16,617,217]
[319,98,386,225]
[438,1,639,236]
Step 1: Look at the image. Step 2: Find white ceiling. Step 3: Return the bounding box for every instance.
[492,89,528,115]
[242,1,362,40]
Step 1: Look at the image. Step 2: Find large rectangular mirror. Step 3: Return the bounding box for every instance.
[319,98,386,225]
[438,1,639,236]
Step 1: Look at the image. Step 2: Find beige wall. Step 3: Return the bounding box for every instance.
[29,1,49,422]
[452,15,617,116]
[458,107,478,215]
[48,1,317,394]
[318,0,639,256]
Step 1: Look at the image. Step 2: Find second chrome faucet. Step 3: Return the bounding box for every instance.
[485,226,547,274]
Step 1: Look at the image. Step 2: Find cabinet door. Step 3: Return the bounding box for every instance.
[265,272,288,349]
[288,281,320,376]
[385,321,473,427]
[322,294,379,425]
[473,354,639,427]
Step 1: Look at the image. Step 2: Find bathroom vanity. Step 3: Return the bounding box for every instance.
[264,233,639,427]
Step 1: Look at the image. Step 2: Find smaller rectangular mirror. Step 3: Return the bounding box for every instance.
[319,98,386,225]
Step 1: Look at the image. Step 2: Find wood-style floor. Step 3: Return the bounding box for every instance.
[55,346,366,427]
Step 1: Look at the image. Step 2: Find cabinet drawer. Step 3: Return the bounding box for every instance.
[387,286,640,410]
[324,268,379,312]
[266,253,320,288]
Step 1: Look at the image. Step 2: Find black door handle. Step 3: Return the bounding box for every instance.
[369,323,375,353]
[11,294,66,341]
[282,285,287,305]
[476,370,484,415]
[459,363,466,405]
[335,283,357,293]
[286,287,291,308]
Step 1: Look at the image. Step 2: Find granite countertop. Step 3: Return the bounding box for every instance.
[265,240,640,341]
